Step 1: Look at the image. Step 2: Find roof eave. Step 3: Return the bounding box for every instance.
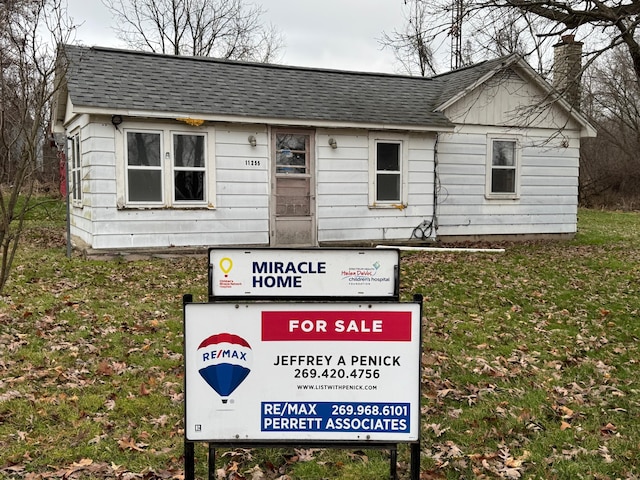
[68,105,456,133]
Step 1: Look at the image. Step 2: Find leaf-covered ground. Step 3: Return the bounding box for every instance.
[1,202,639,479]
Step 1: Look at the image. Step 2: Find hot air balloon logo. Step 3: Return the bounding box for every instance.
[197,333,252,403]
[219,257,233,277]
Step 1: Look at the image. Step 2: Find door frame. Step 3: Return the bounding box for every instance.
[269,128,317,246]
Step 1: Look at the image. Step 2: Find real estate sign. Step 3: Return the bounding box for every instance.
[184,301,421,443]
[208,248,399,299]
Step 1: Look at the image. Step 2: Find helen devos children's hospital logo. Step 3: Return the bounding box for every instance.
[197,333,253,403]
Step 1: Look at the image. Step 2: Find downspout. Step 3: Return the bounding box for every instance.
[65,138,71,259]
[432,132,440,239]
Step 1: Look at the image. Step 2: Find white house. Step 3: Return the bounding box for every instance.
[53,40,595,252]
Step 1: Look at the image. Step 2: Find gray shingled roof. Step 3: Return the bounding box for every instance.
[59,45,517,129]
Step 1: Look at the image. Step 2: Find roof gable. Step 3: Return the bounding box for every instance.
[433,55,596,137]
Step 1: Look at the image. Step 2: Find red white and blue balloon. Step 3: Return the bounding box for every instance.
[197,333,253,402]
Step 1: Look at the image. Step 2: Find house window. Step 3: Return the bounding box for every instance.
[126,131,162,203]
[68,133,82,205]
[173,133,205,202]
[487,138,520,198]
[368,134,408,207]
[375,141,402,202]
[123,128,211,207]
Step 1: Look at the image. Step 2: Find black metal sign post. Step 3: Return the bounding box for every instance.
[183,294,195,480]
[184,248,422,480]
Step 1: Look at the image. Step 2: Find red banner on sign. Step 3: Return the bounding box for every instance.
[261,311,412,341]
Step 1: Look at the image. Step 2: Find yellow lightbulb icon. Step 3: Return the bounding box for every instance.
[219,257,233,277]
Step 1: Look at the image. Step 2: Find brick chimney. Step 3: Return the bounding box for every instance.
[553,34,584,111]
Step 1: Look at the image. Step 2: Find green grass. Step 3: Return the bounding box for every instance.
[1,200,639,479]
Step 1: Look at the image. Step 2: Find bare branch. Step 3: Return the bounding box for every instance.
[102,0,283,61]
[0,0,74,292]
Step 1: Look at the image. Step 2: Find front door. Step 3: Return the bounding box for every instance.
[271,130,315,246]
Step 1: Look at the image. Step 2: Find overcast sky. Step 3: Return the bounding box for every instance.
[66,0,410,74]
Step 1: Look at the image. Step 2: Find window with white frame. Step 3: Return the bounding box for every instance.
[68,133,82,205]
[487,137,520,198]
[376,141,401,202]
[124,128,210,206]
[369,136,408,206]
[173,133,206,202]
[369,135,409,207]
[126,131,162,203]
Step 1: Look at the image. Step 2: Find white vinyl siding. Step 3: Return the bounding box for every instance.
[85,124,268,250]
[436,130,579,237]
[317,131,436,243]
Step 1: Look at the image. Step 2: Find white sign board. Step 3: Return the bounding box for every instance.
[184,302,421,443]
[209,248,399,298]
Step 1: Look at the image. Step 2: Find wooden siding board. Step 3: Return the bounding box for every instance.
[317,194,368,207]
[520,186,578,196]
[92,231,269,249]
[84,165,117,181]
[92,217,269,235]
[216,169,268,183]
[217,182,269,195]
[523,166,578,177]
[88,193,118,208]
[408,171,434,185]
[319,158,369,172]
[438,164,485,176]
[85,179,116,193]
[216,144,268,159]
[317,171,367,183]
[438,213,577,227]
[437,203,577,216]
[521,176,578,187]
[317,183,368,195]
[216,195,269,208]
[95,206,267,222]
[438,194,577,206]
[83,137,116,153]
[318,225,418,243]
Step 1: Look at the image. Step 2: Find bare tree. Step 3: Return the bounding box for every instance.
[381,0,551,75]
[390,1,640,82]
[484,1,640,85]
[379,0,438,76]
[0,0,74,293]
[102,0,283,62]
[580,48,640,208]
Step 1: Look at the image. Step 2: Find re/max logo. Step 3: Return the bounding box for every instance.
[201,349,247,362]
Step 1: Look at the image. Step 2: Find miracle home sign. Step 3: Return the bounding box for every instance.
[184,302,421,442]
[208,248,399,299]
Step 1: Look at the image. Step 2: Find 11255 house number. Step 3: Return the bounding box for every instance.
[245,160,261,167]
